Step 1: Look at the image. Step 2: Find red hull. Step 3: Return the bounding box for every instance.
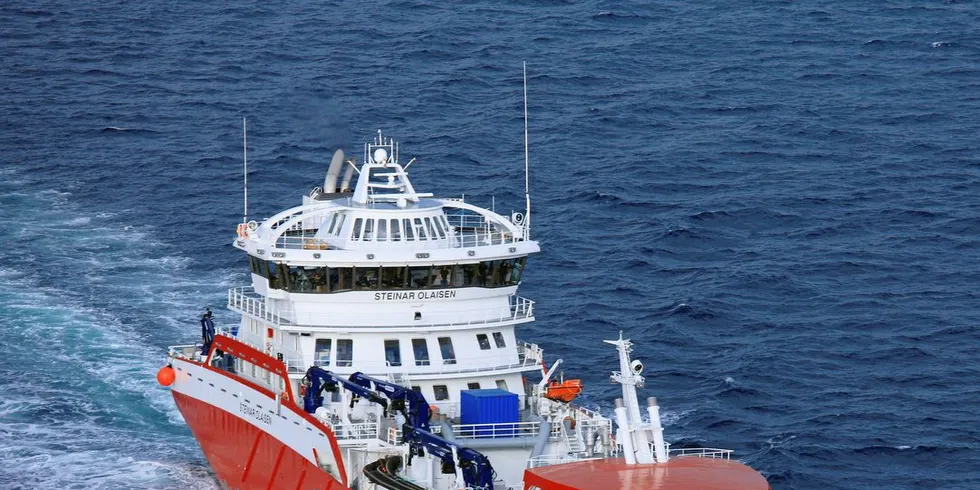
[173,391,346,490]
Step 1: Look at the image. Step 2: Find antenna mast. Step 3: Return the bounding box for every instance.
[523,61,531,239]
[242,117,248,223]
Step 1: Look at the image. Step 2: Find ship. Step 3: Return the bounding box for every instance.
[158,128,770,489]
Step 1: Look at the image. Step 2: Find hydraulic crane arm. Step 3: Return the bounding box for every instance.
[301,367,495,489]
[301,367,389,414]
[348,371,431,432]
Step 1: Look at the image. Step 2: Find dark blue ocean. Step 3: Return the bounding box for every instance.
[2,1,979,489]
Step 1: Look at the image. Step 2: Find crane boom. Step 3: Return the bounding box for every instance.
[301,367,495,489]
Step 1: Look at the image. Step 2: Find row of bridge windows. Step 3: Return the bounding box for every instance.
[249,257,526,293]
[344,215,452,242]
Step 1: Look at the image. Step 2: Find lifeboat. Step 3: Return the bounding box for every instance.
[545,379,583,403]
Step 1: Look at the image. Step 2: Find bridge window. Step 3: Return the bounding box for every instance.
[363,219,375,241]
[467,382,481,390]
[433,266,452,287]
[376,219,388,241]
[424,217,439,239]
[414,218,427,240]
[461,263,482,287]
[267,262,284,289]
[335,214,347,236]
[390,219,401,241]
[492,332,506,348]
[476,334,491,350]
[381,266,406,289]
[287,266,315,293]
[311,267,328,292]
[315,339,331,366]
[336,339,353,367]
[384,340,401,367]
[403,218,415,241]
[412,339,430,366]
[496,379,508,390]
[482,261,499,287]
[433,385,449,401]
[355,266,379,290]
[330,267,352,292]
[438,337,456,365]
[249,256,262,275]
[260,258,527,293]
[408,266,433,288]
[511,257,526,284]
[327,213,339,234]
[352,218,363,240]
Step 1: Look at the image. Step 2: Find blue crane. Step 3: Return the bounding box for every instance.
[301,368,429,435]
[300,367,495,489]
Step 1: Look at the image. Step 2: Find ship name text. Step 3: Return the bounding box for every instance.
[374,290,458,301]
[240,403,272,425]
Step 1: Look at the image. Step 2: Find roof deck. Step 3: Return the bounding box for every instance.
[233,131,537,261]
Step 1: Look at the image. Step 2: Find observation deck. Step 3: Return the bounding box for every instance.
[232,130,539,266]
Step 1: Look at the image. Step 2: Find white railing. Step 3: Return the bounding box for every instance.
[277,236,332,250]
[168,343,201,360]
[387,421,552,444]
[271,228,520,251]
[451,421,551,439]
[229,286,533,330]
[325,422,380,441]
[284,341,542,376]
[668,446,733,459]
[526,455,600,469]
[227,287,295,325]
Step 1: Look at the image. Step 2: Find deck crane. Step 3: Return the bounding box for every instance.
[301,367,496,489]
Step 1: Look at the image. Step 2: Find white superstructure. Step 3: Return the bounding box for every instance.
[230,130,541,417]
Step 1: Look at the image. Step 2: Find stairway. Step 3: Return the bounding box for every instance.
[563,423,586,454]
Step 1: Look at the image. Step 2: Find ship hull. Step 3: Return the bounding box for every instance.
[169,357,348,490]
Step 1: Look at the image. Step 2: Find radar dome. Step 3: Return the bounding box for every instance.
[373,148,388,163]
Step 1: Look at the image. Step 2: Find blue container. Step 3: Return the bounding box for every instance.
[460,389,519,438]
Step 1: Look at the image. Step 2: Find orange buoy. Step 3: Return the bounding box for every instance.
[157,365,176,386]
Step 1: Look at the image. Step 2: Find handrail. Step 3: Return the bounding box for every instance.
[668,446,734,459]
[228,286,534,330]
[450,421,561,440]
[526,455,601,469]
[321,421,380,441]
[227,287,295,325]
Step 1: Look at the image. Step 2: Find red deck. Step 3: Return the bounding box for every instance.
[524,457,769,490]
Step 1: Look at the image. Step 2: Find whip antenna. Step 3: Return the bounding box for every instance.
[523,61,531,239]
[242,117,248,223]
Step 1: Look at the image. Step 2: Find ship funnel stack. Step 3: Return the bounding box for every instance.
[605,333,669,464]
[323,149,345,193]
